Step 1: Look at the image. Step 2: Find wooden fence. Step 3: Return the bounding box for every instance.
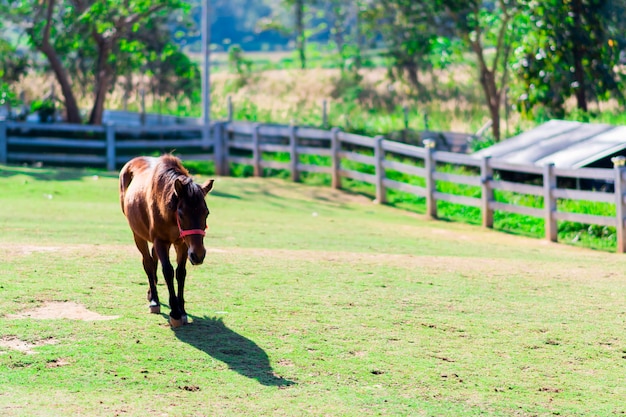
[1,119,625,252]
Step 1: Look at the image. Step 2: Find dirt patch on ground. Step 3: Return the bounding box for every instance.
[0,336,58,355]
[7,301,120,321]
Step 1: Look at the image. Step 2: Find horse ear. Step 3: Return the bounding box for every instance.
[174,178,185,197]
[201,179,214,196]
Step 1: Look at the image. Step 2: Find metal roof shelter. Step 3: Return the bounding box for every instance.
[473,120,626,169]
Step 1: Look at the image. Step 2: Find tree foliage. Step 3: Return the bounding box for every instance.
[510,0,625,118]
[2,0,187,124]
[3,0,626,134]
[362,1,446,96]
[442,0,526,141]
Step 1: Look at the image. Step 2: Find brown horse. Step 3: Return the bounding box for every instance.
[119,154,214,327]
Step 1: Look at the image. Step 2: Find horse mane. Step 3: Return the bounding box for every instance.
[155,154,193,212]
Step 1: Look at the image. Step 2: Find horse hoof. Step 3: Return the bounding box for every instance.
[182,315,189,325]
[149,305,161,314]
[169,317,184,328]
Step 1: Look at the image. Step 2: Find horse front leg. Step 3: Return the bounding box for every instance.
[174,242,189,324]
[154,240,184,328]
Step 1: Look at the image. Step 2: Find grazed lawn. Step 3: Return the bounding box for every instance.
[0,164,624,416]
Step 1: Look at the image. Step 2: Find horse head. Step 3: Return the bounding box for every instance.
[174,177,214,265]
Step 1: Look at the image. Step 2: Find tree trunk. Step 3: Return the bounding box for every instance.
[88,43,112,125]
[295,0,306,69]
[39,41,82,123]
[478,64,501,141]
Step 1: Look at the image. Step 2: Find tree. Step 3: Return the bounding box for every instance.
[316,0,364,72]
[3,0,184,124]
[444,0,525,141]
[510,0,624,118]
[258,0,315,69]
[362,1,445,96]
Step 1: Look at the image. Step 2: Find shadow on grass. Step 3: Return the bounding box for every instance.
[174,315,295,387]
[0,163,119,181]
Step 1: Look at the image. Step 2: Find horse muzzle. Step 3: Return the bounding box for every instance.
[188,247,206,265]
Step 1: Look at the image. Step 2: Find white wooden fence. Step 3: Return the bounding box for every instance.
[1,119,625,252]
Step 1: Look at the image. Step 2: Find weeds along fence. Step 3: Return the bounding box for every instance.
[1,120,625,253]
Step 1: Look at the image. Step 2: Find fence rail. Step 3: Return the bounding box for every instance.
[1,119,625,252]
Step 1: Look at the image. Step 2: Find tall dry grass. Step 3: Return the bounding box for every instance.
[15,64,534,139]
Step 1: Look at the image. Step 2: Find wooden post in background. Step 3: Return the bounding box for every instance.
[252,123,261,177]
[331,127,341,189]
[105,123,116,171]
[140,87,146,126]
[289,124,299,182]
[322,100,328,129]
[424,138,437,219]
[481,156,494,228]
[402,106,409,142]
[213,122,226,176]
[0,121,7,164]
[612,156,626,253]
[201,122,211,150]
[543,163,557,242]
[227,95,233,122]
[374,135,386,204]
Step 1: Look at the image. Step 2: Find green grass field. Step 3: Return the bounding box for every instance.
[1,163,625,416]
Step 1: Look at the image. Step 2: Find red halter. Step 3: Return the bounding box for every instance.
[176,207,207,239]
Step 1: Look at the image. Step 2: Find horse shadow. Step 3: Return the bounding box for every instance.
[173,315,295,387]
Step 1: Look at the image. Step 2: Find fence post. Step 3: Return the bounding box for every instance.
[105,123,116,171]
[612,156,626,253]
[543,163,557,242]
[252,123,262,177]
[424,139,437,219]
[374,135,386,204]
[481,156,494,228]
[322,100,328,129]
[0,121,7,164]
[289,124,299,182]
[331,127,341,189]
[213,122,225,176]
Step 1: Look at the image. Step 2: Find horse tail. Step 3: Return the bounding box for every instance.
[119,161,135,215]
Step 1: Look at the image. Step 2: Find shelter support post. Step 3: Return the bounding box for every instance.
[543,163,557,242]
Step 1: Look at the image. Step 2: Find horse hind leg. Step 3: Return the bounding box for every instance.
[134,235,160,314]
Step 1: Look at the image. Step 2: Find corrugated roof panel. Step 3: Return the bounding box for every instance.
[503,123,614,165]
[472,120,626,169]
[474,120,581,159]
[534,126,626,168]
